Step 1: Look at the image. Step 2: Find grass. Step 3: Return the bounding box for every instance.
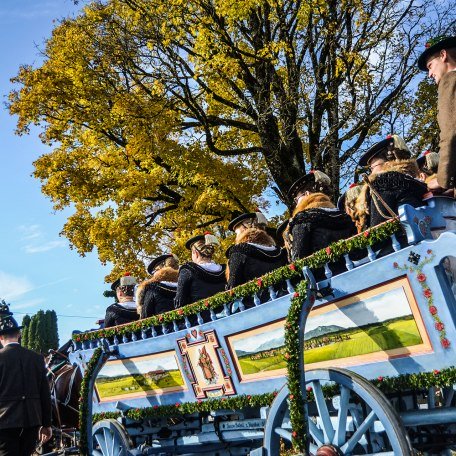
[238,316,422,375]
[96,369,184,399]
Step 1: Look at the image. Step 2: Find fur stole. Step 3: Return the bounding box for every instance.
[235,228,276,246]
[374,159,420,179]
[292,193,335,217]
[136,267,178,313]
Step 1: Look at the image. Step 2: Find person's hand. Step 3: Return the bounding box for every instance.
[427,178,445,192]
[39,426,52,444]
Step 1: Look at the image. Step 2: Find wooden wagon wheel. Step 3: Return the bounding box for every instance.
[262,368,414,455]
[92,419,132,456]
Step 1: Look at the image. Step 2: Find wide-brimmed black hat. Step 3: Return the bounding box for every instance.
[358,137,392,167]
[109,273,136,291]
[275,219,290,248]
[418,36,456,71]
[147,254,175,275]
[228,212,268,232]
[417,151,439,173]
[228,213,256,232]
[0,302,23,336]
[287,171,332,200]
[185,232,219,250]
[358,134,412,167]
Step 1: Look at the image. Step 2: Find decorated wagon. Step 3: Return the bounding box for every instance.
[67,196,456,456]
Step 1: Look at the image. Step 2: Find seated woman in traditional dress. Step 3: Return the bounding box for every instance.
[287,171,357,280]
[136,254,179,319]
[174,233,226,314]
[226,212,288,305]
[355,135,428,231]
[104,273,139,328]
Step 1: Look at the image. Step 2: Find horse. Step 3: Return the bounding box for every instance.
[44,341,82,451]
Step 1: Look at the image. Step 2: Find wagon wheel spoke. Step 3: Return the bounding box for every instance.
[312,380,335,443]
[341,409,377,454]
[334,384,351,447]
[308,418,325,447]
[94,430,109,455]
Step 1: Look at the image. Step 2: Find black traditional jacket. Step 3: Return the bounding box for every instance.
[0,344,52,429]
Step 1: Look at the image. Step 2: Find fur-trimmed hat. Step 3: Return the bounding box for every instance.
[185,232,220,250]
[358,134,410,167]
[418,36,456,71]
[228,211,268,232]
[287,170,332,200]
[0,301,23,336]
[147,254,178,275]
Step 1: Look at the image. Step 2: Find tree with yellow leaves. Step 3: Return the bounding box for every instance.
[9,0,454,277]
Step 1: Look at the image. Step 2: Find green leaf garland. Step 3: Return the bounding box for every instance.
[73,219,401,343]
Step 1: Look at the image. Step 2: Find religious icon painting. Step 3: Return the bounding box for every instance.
[177,330,236,399]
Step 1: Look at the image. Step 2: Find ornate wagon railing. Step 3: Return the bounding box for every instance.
[69,196,456,456]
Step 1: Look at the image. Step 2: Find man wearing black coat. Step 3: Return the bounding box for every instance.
[0,302,52,456]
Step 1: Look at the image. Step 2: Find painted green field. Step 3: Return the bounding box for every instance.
[96,370,184,399]
[238,316,422,375]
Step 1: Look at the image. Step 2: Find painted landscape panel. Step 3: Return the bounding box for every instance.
[228,279,430,381]
[95,351,185,401]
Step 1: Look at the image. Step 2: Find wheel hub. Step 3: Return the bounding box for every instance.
[316,445,342,456]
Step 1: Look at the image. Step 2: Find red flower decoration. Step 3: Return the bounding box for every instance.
[204,300,210,307]
[435,322,444,331]
[153,405,159,409]
[257,278,263,287]
[124,272,131,276]
[293,292,300,298]
[229,289,234,296]
[158,315,163,322]
[393,262,399,268]
[425,42,431,48]
[429,305,437,315]
[433,369,440,375]
[423,288,432,298]
[284,352,290,359]
[378,376,383,382]
[386,134,392,139]
[363,230,370,238]
[292,431,297,438]
[247,395,251,400]
[306,386,312,392]
[177,309,184,315]
[417,273,426,282]
[288,263,296,271]
[204,231,211,235]
[273,391,278,397]
[289,394,294,400]
[175,402,180,407]
[427,249,433,254]
[441,338,451,348]
[349,182,358,189]
[197,399,202,403]
[325,247,332,255]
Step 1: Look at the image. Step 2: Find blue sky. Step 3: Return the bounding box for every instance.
[0,0,109,343]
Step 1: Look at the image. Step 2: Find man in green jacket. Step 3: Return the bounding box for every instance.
[418,36,456,196]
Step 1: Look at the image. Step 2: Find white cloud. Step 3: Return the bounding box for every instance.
[0,271,34,300]
[18,224,42,241]
[23,240,66,254]
[13,298,46,310]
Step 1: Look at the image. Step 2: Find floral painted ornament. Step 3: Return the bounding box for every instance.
[394,251,450,348]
